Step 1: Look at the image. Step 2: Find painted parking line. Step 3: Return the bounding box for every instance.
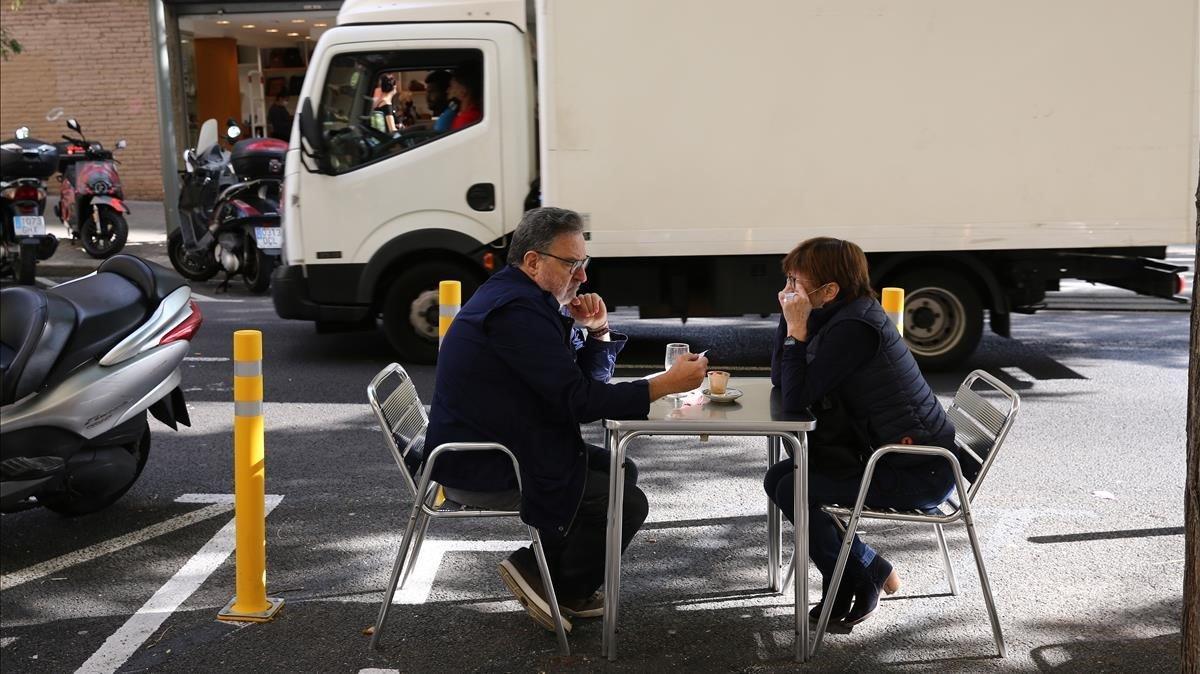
[77,495,284,674]
[1,637,17,648]
[190,292,243,303]
[183,356,230,363]
[0,499,233,592]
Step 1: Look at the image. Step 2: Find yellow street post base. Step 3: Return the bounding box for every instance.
[218,596,284,623]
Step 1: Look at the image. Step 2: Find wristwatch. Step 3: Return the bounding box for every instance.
[783,335,798,347]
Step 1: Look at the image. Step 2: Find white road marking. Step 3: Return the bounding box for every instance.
[0,501,232,592]
[190,292,243,303]
[76,495,284,674]
[359,669,400,674]
[182,357,230,362]
[35,277,56,288]
[1,637,17,648]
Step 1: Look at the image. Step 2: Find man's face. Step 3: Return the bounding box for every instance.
[527,232,588,305]
[427,81,448,114]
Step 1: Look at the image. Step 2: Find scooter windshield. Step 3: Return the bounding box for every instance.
[195,119,218,157]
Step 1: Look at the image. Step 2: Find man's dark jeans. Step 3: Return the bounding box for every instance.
[541,445,648,601]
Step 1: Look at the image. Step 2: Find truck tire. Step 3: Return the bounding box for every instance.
[381,260,480,364]
[888,269,982,370]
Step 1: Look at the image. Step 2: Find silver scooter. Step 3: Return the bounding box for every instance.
[0,255,201,515]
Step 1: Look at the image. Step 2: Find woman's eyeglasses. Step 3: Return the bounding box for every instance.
[786,276,831,297]
[538,251,590,274]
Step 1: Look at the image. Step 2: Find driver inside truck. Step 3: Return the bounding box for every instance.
[447,60,483,131]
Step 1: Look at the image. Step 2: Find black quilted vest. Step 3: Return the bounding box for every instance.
[807,297,954,452]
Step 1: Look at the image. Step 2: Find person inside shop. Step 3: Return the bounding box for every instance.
[371,73,398,133]
[763,236,959,628]
[267,95,291,141]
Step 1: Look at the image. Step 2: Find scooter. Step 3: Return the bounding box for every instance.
[55,118,130,258]
[171,119,231,282]
[0,254,201,515]
[0,126,59,285]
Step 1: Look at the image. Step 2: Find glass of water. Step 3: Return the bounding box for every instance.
[664,342,689,397]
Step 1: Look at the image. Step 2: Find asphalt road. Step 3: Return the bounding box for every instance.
[0,275,1193,673]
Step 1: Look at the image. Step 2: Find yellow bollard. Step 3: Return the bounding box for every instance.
[881,287,905,337]
[439,280,461,350]
[218,330,283,623]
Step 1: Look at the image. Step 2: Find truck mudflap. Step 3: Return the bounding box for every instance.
[1064,253,1189,300]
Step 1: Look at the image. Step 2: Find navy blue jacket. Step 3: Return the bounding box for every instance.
[425,264,650,534]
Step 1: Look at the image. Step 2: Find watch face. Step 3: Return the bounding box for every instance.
[784,336,797,346]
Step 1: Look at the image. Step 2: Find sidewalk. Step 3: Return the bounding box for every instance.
[38,200,170,278]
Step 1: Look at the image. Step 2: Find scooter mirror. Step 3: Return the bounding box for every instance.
[226,125,242,141]
[14,126,29,139]
[67,118,81,132]
[116,139,127,150]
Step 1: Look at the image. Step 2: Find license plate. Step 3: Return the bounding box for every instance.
[14,215,45,236]
[254,226,282,250]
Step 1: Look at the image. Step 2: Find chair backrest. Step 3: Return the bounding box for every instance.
[946,369,1020,502]
[367,363,428,497]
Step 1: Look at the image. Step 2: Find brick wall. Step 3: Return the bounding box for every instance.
[0,0,165,199]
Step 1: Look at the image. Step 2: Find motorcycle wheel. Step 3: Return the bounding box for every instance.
[80,205,128,259]
[241,239,274,293]
[41,427,151,516]
[168,229,220,281]
[16,241,37,285]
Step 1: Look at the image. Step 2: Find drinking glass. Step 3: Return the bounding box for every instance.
[664,342,689,398]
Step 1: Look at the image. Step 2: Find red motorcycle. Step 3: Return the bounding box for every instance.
[55,118,129,258]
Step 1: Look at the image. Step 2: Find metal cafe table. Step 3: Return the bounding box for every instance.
[602,378,817,662]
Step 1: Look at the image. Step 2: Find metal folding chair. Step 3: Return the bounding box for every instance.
[365,363,571,654]
[796,369,1020,657]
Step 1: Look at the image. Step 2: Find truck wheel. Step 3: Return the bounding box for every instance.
[80,206,128,259]
[381,261,480,364]
[168,229,220,281]
[888,269,982,370]
[42,427,150,516]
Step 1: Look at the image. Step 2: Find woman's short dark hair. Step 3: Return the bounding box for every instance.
[782,237,875,301]
[507,207,584,266]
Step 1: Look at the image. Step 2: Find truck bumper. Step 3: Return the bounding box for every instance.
[271,264,371,323]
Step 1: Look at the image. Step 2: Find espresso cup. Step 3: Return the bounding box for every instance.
[708,370,730,395]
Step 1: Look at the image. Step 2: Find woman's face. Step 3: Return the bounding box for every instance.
[785,270,837,308]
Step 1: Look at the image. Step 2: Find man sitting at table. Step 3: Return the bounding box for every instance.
[424,206,708,633]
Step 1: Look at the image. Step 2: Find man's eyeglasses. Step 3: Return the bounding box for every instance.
[538,251,590,274]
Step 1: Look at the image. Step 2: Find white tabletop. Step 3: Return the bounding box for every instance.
[604,377,815,432]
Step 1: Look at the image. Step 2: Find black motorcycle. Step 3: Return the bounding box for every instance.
[0,127,59,284]
[173,120,284,292]
[55,119,130,259]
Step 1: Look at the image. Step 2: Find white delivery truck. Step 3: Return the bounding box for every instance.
[273,0,1198,366]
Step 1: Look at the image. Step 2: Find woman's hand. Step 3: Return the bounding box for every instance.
[778,288,811,342]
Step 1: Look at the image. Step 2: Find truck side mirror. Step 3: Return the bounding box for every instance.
[297,97,328,173]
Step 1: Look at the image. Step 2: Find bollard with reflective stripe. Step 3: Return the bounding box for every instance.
[218,330,283,623]
[439,280,461,349]
[881,287,905,337]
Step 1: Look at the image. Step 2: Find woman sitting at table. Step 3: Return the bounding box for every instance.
[763,237,957,626]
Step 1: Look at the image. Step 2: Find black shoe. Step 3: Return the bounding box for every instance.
[498,547,572,633]
[843,556,895,626]
[808,573,855,623]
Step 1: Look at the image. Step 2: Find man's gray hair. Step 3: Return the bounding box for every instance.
[507,207,585,266]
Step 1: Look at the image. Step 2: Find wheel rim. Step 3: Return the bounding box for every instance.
[409,288,440,341]
[86,212,116,252]
[903,286,966,358]
[172,238,210,275]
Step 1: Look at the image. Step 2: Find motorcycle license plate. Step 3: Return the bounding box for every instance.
[14,215,45,236]
[254,226,282,250]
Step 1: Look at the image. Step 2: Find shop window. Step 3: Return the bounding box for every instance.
[317,48,484,175]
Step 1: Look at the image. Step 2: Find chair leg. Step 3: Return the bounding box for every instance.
[964,517,1005,658]
[369,500,424,650]
[400,507,432,589]
[780,554,796,594]
[812,511,862,657]
[934,523,958,596]
[529,527,571,656]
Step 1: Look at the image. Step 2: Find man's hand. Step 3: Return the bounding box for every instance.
[568,292,608,330]
[648,353,709,401]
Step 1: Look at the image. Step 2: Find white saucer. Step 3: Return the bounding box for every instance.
[702,387,743,403]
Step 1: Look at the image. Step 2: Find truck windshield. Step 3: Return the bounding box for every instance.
[316,48,485,175]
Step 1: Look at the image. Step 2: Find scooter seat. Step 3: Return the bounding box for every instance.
[0,286,77,406]
[95,255,187,308]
